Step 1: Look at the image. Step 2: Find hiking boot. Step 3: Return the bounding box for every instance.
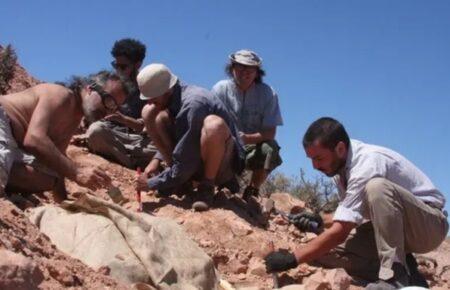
[242,185,259,202]
[192,182,215,212]
[219,176,240,194]
[406,253,429,288]
[365,263,410,290]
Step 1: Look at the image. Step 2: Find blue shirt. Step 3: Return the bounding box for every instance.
[212,79,283,134]
[147,83,245,194]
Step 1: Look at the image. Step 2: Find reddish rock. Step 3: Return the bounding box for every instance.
[0,249,44,290]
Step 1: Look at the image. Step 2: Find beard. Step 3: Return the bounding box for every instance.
[81,99,105,125]
[323,155,346,177]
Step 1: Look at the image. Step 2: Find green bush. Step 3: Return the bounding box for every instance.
[0,45,18,94]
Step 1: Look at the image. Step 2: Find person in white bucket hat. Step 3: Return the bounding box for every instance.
[212,49,283,221]
[135,63,245,211]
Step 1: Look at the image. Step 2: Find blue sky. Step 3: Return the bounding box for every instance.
[2,1,450,214]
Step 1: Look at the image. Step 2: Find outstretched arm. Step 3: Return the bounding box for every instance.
[265,220,355,272]
[23,92,110,190]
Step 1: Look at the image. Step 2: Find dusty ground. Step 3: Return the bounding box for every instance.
[2,145,450,289]
[1,47,449,289]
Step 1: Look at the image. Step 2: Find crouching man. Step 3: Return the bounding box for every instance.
[135,63,244,211]
[264,117,448,289]
[0,71,129,201]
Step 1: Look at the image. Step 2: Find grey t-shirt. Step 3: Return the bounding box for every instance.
[212,79,283,134]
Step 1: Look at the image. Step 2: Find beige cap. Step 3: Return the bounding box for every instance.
[229,49,262,67]
[137,63,178,100]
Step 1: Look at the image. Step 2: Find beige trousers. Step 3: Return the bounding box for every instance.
[315,177,448,281]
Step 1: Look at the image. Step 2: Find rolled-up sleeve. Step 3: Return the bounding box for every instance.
[333,155,386,225]
[147,99,209,193]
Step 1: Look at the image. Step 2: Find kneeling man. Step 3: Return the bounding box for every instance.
[265,117,448,289]
[135,64,244,211]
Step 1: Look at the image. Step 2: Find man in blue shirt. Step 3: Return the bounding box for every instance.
[212,50,283,203]
[135,64,245,211]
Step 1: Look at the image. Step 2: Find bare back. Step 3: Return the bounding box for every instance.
[0,83,83,152]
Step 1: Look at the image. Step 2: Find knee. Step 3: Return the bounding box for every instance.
[86,121,108,142]
[141,104,158,124]
[202,115,229,138]
[365,177,390,204]
[142,105,169,131]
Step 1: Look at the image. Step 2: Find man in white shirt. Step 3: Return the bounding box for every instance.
[264,117,448,289]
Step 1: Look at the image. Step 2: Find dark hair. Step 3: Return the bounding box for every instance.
[61,70,131,98]
[111,38,146,63]
[302,117,350,150]
[225,63,266,83]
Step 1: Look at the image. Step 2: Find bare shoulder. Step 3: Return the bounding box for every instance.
[34,83,73,98]
[33,83,77,106]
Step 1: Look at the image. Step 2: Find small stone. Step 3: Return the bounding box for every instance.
[248,258,267,277]
[325,268,351,290]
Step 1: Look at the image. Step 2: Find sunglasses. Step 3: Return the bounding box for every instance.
[233,63,258,72]
[89,82,119,113]
[111,61,131,71]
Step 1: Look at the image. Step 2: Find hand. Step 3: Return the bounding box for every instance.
[104,112,126,124]
[264,249,298,272]
[75,167,111,190]
[136,173,150,192]
[289,211,323,233]
[144,159,161,177]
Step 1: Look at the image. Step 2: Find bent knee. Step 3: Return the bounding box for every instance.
[142,105,170,127]
[141,104,158,122]
[202,115,229,136]
[86,121,108,140]
[365,177,390,203]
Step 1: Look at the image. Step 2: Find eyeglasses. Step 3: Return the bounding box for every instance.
[89,82,119,113]
[233,63,258,72]
[111,61,131,71]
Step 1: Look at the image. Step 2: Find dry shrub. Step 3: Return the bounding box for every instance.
[0,44,18,94]
[261,169,339,213]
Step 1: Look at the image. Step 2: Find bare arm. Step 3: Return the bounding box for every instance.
[241,127,276,145]
[104,111,145,132]
[22,93,78,179]
[293,221,356,263]
[22,91,110,190]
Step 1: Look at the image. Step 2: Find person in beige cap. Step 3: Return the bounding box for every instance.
[135,63,245,211]
[212,49,283,212]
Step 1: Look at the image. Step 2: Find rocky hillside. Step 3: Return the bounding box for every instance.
[0,45,449,290]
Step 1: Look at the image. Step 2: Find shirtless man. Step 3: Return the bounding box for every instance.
[0,71,128,201]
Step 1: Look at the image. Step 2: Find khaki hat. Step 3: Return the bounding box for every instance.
[137,63,178,100]
[229,49,262,67]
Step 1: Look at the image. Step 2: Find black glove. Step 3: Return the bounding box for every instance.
[289,211,323,233]
[264,249,298,272]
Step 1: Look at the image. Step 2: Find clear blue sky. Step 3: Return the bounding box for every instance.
[2,1,450,214]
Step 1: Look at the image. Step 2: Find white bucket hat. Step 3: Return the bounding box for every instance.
[229,49,262,67]
[137,63,178,100]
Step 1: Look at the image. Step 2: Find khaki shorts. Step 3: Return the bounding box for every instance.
[244,140,282,171]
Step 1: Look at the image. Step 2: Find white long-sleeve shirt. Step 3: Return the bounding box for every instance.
[333,139,445,225]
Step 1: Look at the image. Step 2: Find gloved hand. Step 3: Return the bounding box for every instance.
[264,249,298,272]
[289,211,323,233]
